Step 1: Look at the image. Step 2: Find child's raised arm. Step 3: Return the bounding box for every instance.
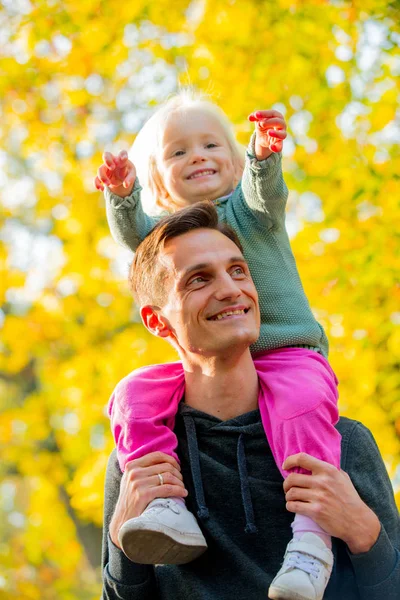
[240,109,288,226]
[94,150,160,252]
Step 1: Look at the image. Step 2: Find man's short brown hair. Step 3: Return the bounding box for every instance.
[129,201,243,307]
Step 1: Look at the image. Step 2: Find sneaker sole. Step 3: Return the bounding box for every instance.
[119,524,208,565]
[268,586,316,600]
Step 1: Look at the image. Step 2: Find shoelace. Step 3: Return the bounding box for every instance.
[146,500,180,515]
[287,551,321,579]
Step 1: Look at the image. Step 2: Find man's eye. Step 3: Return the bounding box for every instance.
[232,267,245,276]
[190,276,206,285]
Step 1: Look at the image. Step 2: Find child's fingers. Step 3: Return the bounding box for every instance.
[255,109,284,120]
[97,164,112,186]
[94,176,104,191]
[270,141,283,153]
[257,117,286,131]
[123,177,134,189]
[103,152,116,168]
[117,150,128,164]
[122,163,136,188]
[267,129,287,140]
[248,109,284,122]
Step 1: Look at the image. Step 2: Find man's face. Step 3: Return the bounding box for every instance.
[156,228,260,359]
[158,109,236,206]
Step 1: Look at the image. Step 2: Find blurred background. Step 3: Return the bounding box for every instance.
[1,0,399,597]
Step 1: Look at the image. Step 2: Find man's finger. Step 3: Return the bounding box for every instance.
[286,499,314,516]
[126,451,181,471]
[153,484,188,500]
[283,472,313,493]
[151,472,185,488]
[283,452,328,474]
[145,462,183,481]
[285,485,314,503]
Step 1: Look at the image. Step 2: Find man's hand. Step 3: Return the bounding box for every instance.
[283,453,382,554]
[248,110,287,161]
[109,452,188,548]
[94,150,136,198]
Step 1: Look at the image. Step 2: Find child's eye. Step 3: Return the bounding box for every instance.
[206,143,218,149]
[173,150,185,157]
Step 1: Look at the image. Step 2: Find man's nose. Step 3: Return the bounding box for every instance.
[213,273,242,301]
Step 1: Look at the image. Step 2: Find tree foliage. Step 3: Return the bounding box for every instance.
[1,0,399,596]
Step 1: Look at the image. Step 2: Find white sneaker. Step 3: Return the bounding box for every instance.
[268,533,334,600]
[118,498,208,565]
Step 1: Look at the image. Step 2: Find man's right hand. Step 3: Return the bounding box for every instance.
[94,150,136,197]
[109,452,188,548]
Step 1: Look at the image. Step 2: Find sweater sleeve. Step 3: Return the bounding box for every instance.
[101,450,159,600]
[240,133,289,227]
[343,422,400,599]
[104,178,161,252]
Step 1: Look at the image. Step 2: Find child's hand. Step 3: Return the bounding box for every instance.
[94,150,136,197]
[248,110,287,161]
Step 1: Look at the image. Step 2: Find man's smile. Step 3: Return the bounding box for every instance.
[207,306,250,321]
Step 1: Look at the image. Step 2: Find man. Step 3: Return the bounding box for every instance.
[102,202,400,600]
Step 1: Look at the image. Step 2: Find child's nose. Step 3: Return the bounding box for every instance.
[190,148,207,163]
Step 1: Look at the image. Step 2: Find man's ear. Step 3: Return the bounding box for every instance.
[140,305,172,338]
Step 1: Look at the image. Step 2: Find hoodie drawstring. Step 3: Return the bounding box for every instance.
[182,414,209,519]
[237,434,257,534]
[182,414,257,533]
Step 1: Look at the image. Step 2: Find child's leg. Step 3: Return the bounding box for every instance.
[108,361,186,469]
[109,362,207,564]
[291,514,331,548]
[255,347,341,474]
[255,348,339,600]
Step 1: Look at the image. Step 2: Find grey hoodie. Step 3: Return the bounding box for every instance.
[102,405,400,599]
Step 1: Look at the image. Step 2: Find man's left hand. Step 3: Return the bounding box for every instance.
[283,452,382,554]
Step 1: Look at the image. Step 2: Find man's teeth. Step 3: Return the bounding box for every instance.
[213,309,245,320]
[189,170,214,179]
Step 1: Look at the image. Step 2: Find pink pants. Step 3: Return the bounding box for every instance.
[108,348,341,478]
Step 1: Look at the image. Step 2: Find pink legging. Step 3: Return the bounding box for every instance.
[108,347,341,478]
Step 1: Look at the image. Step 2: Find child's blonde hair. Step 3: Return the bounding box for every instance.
[129,89,245,213]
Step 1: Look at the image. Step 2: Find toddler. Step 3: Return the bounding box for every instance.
[95,91,339,600]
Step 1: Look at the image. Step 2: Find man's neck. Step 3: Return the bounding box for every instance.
[182,350,259,421]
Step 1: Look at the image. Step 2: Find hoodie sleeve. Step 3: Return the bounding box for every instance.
[104,178,161,252]
[343,422,400,599]
[239,133,289,227]
[101,450,159,600]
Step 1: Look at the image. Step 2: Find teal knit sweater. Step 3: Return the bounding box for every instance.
[104,143,328,356]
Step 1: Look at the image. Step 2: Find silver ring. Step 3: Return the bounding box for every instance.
[157,473,164,486]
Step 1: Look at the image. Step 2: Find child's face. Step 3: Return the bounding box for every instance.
[158,109,237,206]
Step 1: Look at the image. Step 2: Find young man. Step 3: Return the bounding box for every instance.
[102,202,400,600]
